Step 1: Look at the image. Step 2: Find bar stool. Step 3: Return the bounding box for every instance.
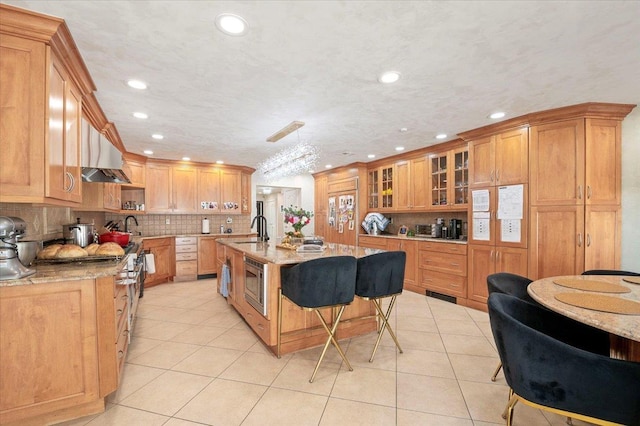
[355,251,406,362]
[277,256,357,383]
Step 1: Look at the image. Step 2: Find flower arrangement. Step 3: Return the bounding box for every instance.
[283,205,314,237]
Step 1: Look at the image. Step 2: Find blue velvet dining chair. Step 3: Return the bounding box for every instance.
[488,293,640,426]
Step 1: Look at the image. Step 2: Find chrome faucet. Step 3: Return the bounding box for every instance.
[124,215,139,233]
[250,215,269,242]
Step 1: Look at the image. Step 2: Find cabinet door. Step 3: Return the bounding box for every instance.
[496,247,528,277]
[198,237,218,275]
[387,238,416,288]
[122,159,146,188]
[0,35,46,201]
[530,119,585,206]
[241,172,251,213]
[494,127,528,186]
[380,165,394,210]
[469,136,494,188]
[585,205,621,271]
[65,82,82,203]
[198,168,221,212]
[468,187,496,246]
[411,157,429,209]
[103,183,121,211]
[145,164,172,212]
[529,205,584,279]
[366,169,379,210]
[452,147,469,207]
[429,152,449,208]
[172,166,198,213]
[220,169,242,214]
[585,119,621,205]
[395,160,411,210]
[467,244,494,304]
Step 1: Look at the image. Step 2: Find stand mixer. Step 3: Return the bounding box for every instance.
[0,216,36,280]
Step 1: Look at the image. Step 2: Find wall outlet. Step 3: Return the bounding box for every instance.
[165,218,170,225]
[226,217,233,224]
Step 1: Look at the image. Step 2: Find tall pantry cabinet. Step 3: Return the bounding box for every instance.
[528,105,633,278]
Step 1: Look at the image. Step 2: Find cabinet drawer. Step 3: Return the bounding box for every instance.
[418,241,467,255]
[114,286,129,338]
[358,236,387,249]
[176,252,198,261]
[419,269,467,297]
[115,323,130,372]
[175,244,197,253]
[176,260,197,275]
[419,251,466,275]
[175,237,197,245]
[243,303,270,343]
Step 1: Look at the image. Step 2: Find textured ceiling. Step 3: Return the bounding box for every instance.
[4,1,640,175]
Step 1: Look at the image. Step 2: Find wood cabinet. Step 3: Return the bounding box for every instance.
[144,237,175,286]
[416,241,467,298]
[469,127,528,188]
[0,279,102,424]
[76,181,121,211]
[386,238,417,288]
[366,164,395,211]
[145,162,198,213]
[0,27,89,205]
[122,157,146,188]
[358,235,388,250]
[528,112,628,278]
[198,236,219,275]
[395,157,429,211]
[175,237,198,281]
[428,146,469,210]
[197,167,243,214]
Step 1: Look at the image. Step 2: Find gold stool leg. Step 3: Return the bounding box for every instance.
[370,295,402,362]
[491,361,502,381]
[310,305,352,383]
[277,288,283,358]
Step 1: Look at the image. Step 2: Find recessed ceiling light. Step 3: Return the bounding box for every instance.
[378,71,400,84]
[368,154,376,159]
[215,13,248,36]
[127,79,147,90]
[133,112,148,119]
[436,133,447,139]
[325,164,332,169]
[489,111,506,119]
[143,150,153,155]
[216,160,224,164]
[395,146,405,152]
[399,127,408,132]
[182,157,190,161]
[152,134,164,140]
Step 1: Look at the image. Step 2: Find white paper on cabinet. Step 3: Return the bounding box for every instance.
[472,211,491,241]
[501,219,522,243]
[497,185,523,219]
[472,189,490,212]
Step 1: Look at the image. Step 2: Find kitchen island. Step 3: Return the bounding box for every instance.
[216,239,384,355]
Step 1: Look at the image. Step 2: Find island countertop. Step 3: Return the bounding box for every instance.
[219,238,384,264]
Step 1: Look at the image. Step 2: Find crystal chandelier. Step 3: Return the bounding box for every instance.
[257,141,319,182]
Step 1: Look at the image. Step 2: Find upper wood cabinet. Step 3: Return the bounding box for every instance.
[530,118,621,206]
[469,127,528,188]
[428,146,469,210]
[395,157,429,211]
[366,164,394,211]
[122,157,146,188]
[145,162,198,213]
[76,182,121,212]
[0,25,90,205]
[198,167,243,214]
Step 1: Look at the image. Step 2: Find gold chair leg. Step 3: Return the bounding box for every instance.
[310,305,352,383]
[491,361,502,381]
[566,417,573,425]
[502,388,514,420]
[277,288,283,358]
[505,391,518,426]
[370,295,402,362]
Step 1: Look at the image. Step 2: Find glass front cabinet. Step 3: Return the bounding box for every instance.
[429,147,469,210]
[367,165,394,211]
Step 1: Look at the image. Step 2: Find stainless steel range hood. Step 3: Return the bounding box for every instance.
[81,119,130,184]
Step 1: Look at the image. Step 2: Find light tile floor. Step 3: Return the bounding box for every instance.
[59,279,594,426]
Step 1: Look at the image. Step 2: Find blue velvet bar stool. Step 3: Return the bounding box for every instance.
[278,256,357,383]
[355,251,406,362]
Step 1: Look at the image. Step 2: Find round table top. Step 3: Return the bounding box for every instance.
[528,275,640,342]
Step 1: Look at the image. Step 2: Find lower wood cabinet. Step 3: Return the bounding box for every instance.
[198,236,219,275]
[416,241,467,298]
[144,237,175,286]
[386,238,417,289]
[174,237,197,281]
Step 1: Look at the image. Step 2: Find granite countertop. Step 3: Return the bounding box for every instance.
[143,232,255,240]
[220,238,385,265]
[359,233,468,245]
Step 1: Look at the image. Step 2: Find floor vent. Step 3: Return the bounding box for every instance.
[425,290,457,304]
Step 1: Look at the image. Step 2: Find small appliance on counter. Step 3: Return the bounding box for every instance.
[415,224,431,236]
[449,219,463,240]
[63,218,96,247]
[0,216,36,280]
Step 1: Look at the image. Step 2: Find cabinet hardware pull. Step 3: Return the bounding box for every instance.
[586,234,591,247]
[118,350,124,359]
[496,251,501,262]
[122,294,128,300]
[578,233,583,247]
[123,330,130,336]
[64,171,73,192]
[116,309,123,316]
[490,250,494,261]
[587,185,592,199]
[490,171,494,182]
[578,185,583,200]
[496,169,500,182]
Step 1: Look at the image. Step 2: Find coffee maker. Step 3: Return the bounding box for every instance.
[0,216,36,280]
[449,219,463,240]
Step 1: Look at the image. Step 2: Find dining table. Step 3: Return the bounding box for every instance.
[528,275,640,362]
